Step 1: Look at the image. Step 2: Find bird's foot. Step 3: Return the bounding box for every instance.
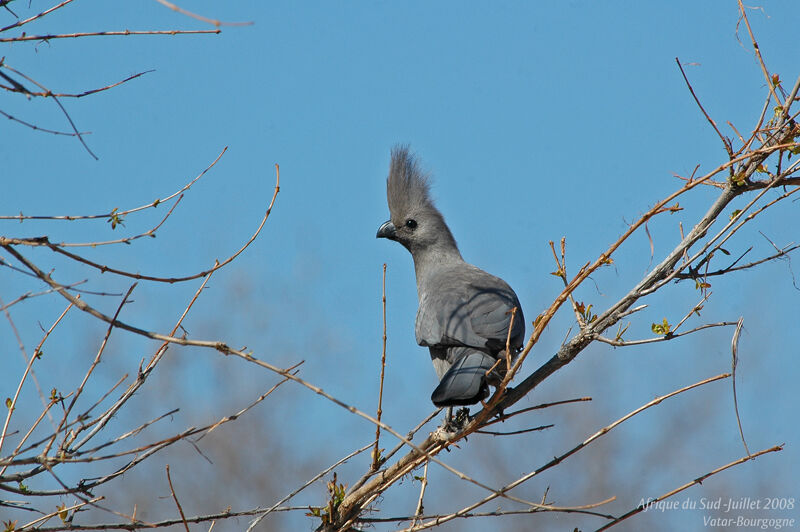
[440,407,470,433]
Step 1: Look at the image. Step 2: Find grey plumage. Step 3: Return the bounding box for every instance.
[377,146,525,407]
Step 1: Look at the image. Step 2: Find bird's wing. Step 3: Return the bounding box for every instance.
[416,265,524,353]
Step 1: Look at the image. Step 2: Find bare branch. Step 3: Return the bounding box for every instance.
[165,465,191,532]
[0,147,226,222]
[0,29,221,43]
[0,108,90,136]
[0,63,97,158]
[0,301,74,455]
[730,317,749,456]
[372,263,388,471]
[0,70,153,98]
[246,443,373,531]
[594,445,783,531]
[410,374,730,530]
[596,322,738,347]
[0,161,279,283]
[676,57,733,160]
[0,0,77,34]
[736,0,782,110]
[152,0,253,27]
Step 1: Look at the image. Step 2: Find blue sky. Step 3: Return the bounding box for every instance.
[2,2,799,530]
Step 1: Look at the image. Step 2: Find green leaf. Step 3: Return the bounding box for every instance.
[730,209,742,221]
[576,301,597,325]
[651,318,672,336]
[106,207,125,230]
[694,279,711,290]
[4,398,11,409]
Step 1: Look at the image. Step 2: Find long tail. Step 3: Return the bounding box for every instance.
[431,351,497,407]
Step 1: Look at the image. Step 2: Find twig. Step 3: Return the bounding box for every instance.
[413,461,429,526]
[736,0,781,109]
[57,193,185,248]
[730,317,749,456]
[405,497,617,531]
[364,505,616,524]
[594,445,783,531]
[1,63,97,158]
[196,367,300,442]
[0,162,280,283]
[72,408,179,459]
[412,374,729,530]
[26,507,310,531]
[165,465,191,532]
[0,70,153,98]
[504,306,517,370]
[349,409,440,495]
[0,29,221,42]
[0,396,58,477]
[0,177,276,285]
[0,282,87,311]
[0,148,226,221]
[246,443,373,531]
[595,322,737,347]
[152,0,253,27]
[49,286,135,456]
[676,57,733,159]
[497,131,800,428]
[0,301,74,455]
[19,496,104,530]
[0,108,90,136]
[3,240,511,514]
[673,174,800,286]
[70,261,219,453]
[6,375,127,460]
[0,0,76,33]
[475,424,553,436]
[372,264,388,470]
[479,397,592,428]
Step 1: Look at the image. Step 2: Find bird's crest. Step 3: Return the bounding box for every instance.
[387,145,435,221]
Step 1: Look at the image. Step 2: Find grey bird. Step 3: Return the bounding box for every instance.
[376,146,525,408]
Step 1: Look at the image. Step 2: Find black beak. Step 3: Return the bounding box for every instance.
[376,220,396,239]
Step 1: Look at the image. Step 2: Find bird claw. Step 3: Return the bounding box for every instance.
[440,407,470,433]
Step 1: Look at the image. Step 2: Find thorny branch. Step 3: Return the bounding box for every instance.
[3,4,799,532]
[0,0,225,159]
[408,374,731,530]
[0,29,221,43]
[323,14,799,530]
[594,445,783,531]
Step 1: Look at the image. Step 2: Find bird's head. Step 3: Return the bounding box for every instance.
[376,146,459,256]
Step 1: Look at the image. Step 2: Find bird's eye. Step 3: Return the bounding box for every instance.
[405,219,417,230]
